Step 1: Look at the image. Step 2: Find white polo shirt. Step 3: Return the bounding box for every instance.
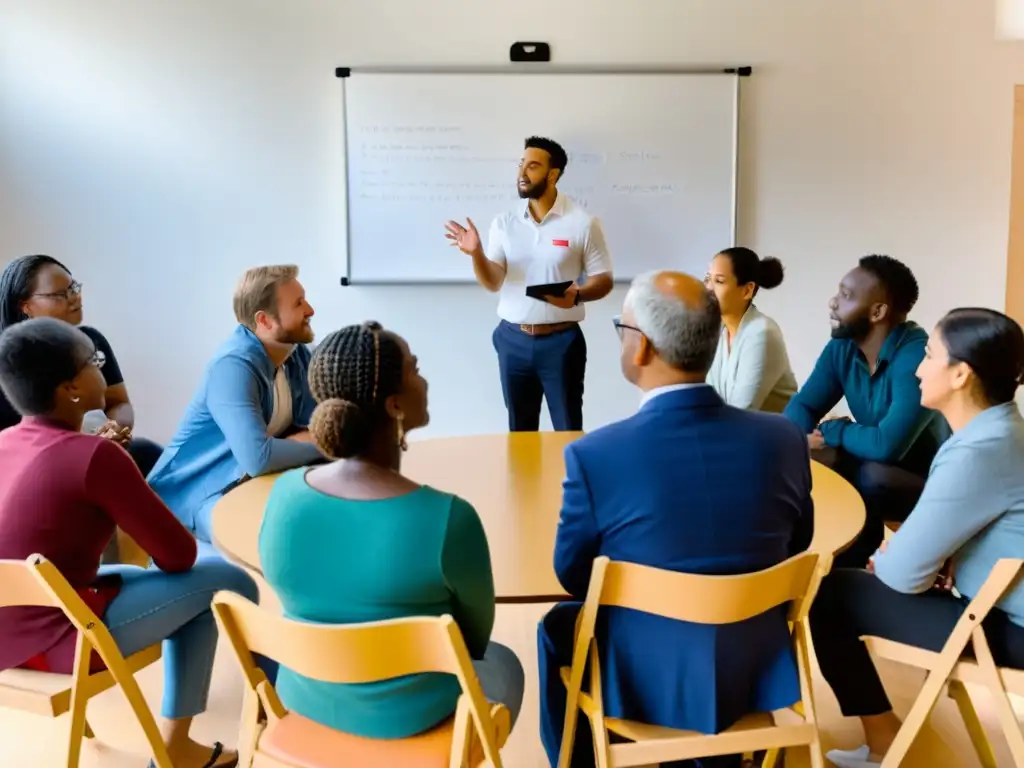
[486,193,613,325]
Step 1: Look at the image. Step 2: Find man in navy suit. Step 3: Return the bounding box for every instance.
[538,271,815,768]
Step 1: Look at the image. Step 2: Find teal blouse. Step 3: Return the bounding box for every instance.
[258,468,495,738]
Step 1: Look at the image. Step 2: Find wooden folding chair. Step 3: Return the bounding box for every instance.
[0,554,171,767]
[211,590,511,768]
[557,552,825,768]
[862,557,1024,767]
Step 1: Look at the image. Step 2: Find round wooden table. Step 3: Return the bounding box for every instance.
[212,432,865,603]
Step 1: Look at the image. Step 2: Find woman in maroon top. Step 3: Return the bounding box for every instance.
[0,318,256,768]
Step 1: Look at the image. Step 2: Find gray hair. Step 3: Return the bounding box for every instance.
[625,271,722,373]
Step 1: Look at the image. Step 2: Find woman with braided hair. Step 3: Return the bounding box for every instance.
[258,321,525,740]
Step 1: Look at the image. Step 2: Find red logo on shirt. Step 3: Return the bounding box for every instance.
[552,239,570,247]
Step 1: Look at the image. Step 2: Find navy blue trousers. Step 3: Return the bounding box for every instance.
[492,321,586,432]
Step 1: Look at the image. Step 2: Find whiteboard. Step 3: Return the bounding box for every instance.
[342,69,740,284]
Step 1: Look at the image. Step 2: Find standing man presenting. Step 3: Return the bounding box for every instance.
[445,136,614,432]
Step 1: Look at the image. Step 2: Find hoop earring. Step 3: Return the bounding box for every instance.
[70,396,80,403]
[395,412,407,452]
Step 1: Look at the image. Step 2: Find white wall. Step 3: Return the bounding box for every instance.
[2,0,1022,441]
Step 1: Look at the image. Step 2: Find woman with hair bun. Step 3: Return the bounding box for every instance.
[812,308,1024,768]
[257,321,524,740]
[704,247,798,412]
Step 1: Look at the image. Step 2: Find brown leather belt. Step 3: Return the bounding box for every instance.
[516,321,578,336]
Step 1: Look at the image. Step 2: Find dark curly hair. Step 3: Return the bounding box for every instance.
[858,254,919,318]
[0,255,72,332]
[307,322,405,459]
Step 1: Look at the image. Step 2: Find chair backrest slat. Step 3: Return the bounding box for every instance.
[211,592,459,684]
[599,552,820,625]
[0,557,61,609]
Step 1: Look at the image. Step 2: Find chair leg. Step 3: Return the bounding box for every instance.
[761,748,781,768]
[65,698,88,768]
[114,669,173,768]
[879,672,950,767]
[971,629,1024,766]
[587,711,611,768]
[65,637,94,768]
[237,688,262,768]
[807,736,825,768]
[947,680,998,768]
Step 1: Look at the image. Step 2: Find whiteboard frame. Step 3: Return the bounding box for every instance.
[339,65,749,286]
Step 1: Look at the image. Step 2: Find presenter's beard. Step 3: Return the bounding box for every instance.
[518,177,547,199]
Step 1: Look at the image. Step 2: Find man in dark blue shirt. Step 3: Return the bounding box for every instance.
[784,255,948,567]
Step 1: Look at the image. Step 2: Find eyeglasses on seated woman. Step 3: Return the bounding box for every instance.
[0,317,274,768]
[0,254,164,479]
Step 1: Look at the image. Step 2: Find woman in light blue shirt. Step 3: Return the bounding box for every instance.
[704,247,797,412]
[811,307,1024,768]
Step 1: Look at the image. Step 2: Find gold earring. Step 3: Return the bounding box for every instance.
[395,413,407,451]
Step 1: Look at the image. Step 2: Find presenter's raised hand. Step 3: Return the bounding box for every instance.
[444,218,482,257]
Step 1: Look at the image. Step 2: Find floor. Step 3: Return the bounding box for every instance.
[0,583,1018,767]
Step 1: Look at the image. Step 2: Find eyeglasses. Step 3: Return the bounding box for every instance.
[612,315,642,339]
[33,280,82,301]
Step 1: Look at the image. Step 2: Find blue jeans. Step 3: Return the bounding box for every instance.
[472,641,526,729]
[100,557,275,719]
[492,321,587,432]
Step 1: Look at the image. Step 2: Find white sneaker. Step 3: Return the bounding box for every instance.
[826,744,881,768]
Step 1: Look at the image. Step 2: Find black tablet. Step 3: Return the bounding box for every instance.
[525,280,573,300]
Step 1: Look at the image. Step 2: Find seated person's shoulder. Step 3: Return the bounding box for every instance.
[77,325,108,345]
[207,350,260,385]
[743,313,788,349]
[415,487,481,522]
[890,324,928,364]
[762,315,789,343]
[268,465,308,492]
[88,433,136,464]
[728,407,808,447]
[902,322,929,343]
[568,417,635,455]
[44,431,133,476]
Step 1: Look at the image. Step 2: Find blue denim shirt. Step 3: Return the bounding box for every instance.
[148,325,321,539]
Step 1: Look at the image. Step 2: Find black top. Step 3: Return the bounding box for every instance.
[0,326,123,431]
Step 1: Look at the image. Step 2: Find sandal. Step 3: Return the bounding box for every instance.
[148,741,238,768]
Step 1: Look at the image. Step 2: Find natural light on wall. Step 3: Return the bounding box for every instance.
[997,0,1024,38]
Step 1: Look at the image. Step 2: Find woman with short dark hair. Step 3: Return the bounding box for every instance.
[0,317,262,768]
[0,254,163,475]
[813,307,1024,768]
